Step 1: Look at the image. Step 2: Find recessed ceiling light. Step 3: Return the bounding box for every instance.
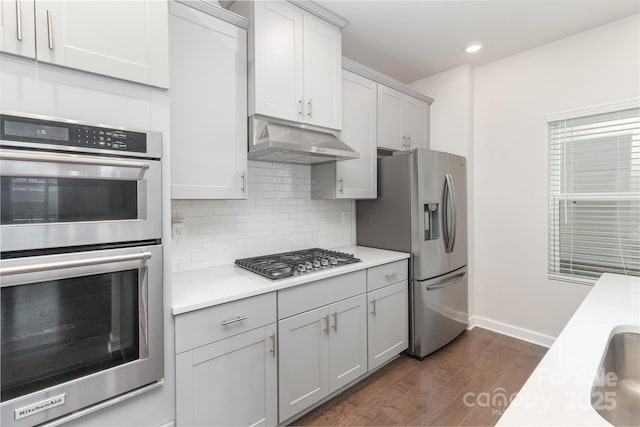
[465,44,483,53]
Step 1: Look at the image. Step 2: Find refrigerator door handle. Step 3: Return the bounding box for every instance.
[442,177,450,252]
[426,271,467,291]
[446,173,457,253]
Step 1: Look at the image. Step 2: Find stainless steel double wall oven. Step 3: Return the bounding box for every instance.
[0,113,164,426]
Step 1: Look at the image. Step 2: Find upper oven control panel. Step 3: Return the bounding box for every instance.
[0,113,162,159]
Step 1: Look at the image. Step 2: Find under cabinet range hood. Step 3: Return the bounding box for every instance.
[248,116,359,164]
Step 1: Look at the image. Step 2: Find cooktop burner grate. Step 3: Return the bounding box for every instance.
[235,248,361,280]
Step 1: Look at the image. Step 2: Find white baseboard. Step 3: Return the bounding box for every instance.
[468,315,556,348]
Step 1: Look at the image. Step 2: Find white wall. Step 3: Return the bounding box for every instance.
[409,14,640,341]
[409,64,472,158]
[472,14,640,338]
[171,161,356,272]
[0,54,176,427]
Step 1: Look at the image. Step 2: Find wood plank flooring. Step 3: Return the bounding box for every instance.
[291,327,547,427]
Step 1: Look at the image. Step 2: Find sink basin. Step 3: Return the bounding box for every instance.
[591,330,640,426]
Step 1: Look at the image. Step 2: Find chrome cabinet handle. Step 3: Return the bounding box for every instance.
[332,312,338,331]
[401,136,406,149]
[298,97,303,116]
[0,252,152,277]
[0,149,151,169]
[16,0,22,41]
[370,299,376,316]
[270,333,276,357]
[307,99,312,118]
[338,178,344,193]
[241,172,246,193]
[221,315,247,326]
[323,315,329,335]
[385,272,398,280]
[406,136,411,148]
[46,9,53,50]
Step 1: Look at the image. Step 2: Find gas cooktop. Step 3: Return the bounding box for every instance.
[234,248,361,280]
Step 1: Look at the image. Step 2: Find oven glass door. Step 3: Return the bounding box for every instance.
[0,246,163,412]
[1,269,142,402]
[0,150,161,251]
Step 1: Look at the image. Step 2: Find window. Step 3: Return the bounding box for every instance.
[548,100,640,284]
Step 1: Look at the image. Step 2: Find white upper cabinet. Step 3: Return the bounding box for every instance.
[404,96,429,150]
[0,0,36,58]
[246,1,342,130]
[335,70,377,199]
[253,0,304,123]
[378,84,429,151]
[1,1,168,87]
[377,85,405,151]
[169,2,248,199]
[302,13,342,129]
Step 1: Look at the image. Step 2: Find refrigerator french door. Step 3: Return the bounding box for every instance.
[356,149,468,358]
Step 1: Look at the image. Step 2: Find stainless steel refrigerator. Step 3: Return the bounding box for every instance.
[357,149,468,359]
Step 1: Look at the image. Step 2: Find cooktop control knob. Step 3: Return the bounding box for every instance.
[304,261,313,270]
[320,258,329,267]
[312,260,321,269]
[328,257,338,266]
[297,264,306,273]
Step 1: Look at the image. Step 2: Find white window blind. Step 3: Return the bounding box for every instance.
[548,104,640,284]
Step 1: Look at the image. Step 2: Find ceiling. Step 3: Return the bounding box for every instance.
[315,0,640,83]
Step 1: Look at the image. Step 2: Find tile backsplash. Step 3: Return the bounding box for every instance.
[171,161,356,272]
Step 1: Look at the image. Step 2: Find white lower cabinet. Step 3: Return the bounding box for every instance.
[175,293,277,426]
[367,280,409,371]
[277,272,368,423]
[278,294,367,422]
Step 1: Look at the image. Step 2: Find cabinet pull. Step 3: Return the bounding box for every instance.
[338,178,344,193]
[323,315,329,335]
[220,315,247,326]
[370,299,377,316]
[407,136,411,148]
[401,136,406,149]
[332,312,338,331]
[307,99,312,118]
[298,97,303,116]
[241,172,246,193]
[46,9,53,50]
[15,0,22,41]
[385,272,398,280]
[270,333,276,357]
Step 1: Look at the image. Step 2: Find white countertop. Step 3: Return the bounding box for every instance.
[172,245,409,315]
[498,273,640,426]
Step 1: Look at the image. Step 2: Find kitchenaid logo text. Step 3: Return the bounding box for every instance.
[14,394,66,420]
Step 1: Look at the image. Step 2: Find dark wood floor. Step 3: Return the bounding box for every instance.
[291,327,547,427]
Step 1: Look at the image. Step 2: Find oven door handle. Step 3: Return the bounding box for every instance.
[0,150,151,169]
[0,252,152,277]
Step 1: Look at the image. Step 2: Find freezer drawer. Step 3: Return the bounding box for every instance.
[411,266,468,358]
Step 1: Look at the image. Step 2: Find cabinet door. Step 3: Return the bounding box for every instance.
[278,306,329,423]
[368,281,409,370]
[302,14,342,130]
[176,324,277,427]
[404,96,429,150]
[336,71,377,199]
[0,0,35,58]
[169,2,248,199]
[328,294,367,392]
[34,1,168,88]
[253,0,304,122]
[377,85,405,150]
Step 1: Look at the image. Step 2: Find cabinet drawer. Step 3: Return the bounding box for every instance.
[278,270,366,319]
[175,292,276,353]
[367,260,408,291]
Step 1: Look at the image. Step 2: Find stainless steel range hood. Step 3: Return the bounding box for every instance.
[248,116,359,164]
